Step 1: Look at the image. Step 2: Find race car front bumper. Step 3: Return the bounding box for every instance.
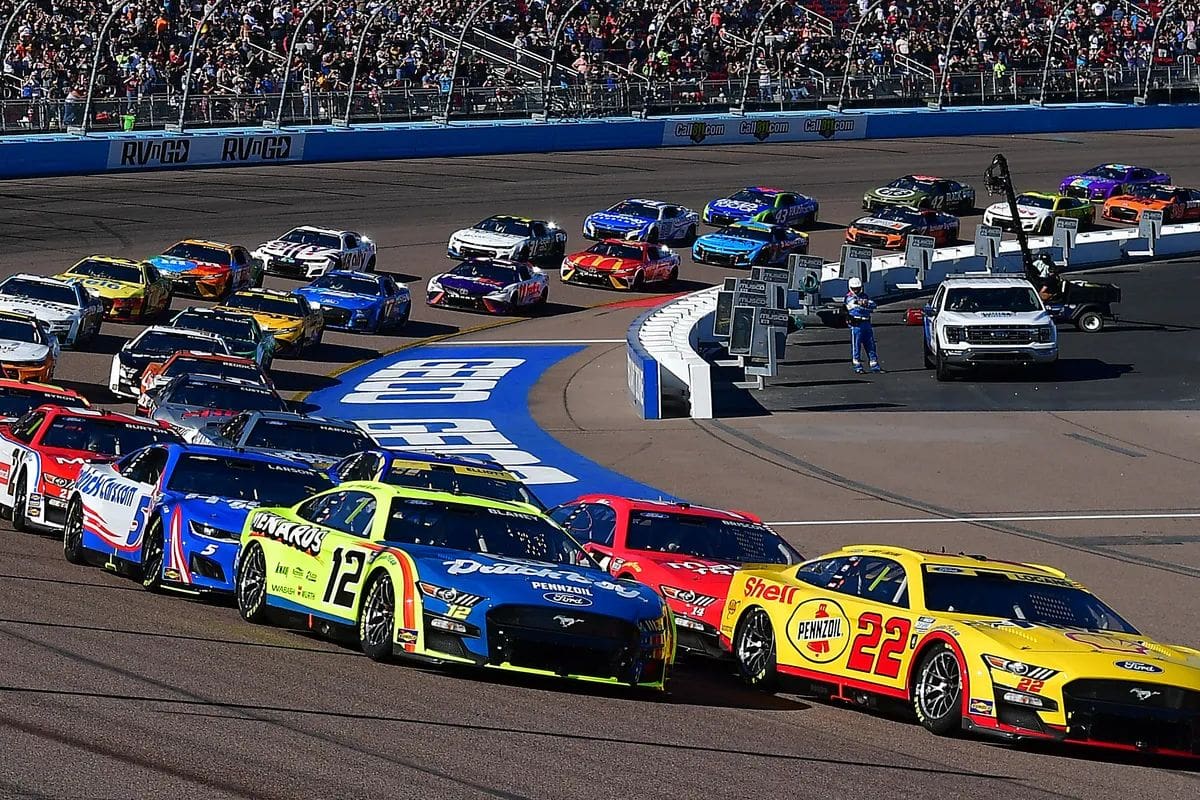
[427,292,512,314]
[561,266,631,289]
[23,490,69,530]
[984,215,1042,233]
[168,271,230,299]
[692,246,755,267]
[0,358,54,383]
[258,256,330,280]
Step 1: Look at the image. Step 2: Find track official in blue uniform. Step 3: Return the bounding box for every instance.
[845,277,882,373]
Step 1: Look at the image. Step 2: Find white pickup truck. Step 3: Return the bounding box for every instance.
[922,275,1058,381]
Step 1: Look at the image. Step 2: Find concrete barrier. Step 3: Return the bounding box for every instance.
[627,288,718,419]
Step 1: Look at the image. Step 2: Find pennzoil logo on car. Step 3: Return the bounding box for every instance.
[787,598,851,663]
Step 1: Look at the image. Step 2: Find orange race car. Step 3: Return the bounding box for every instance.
[845,206,959,250]
[560,239,680,291]
[1102,184,1200,224]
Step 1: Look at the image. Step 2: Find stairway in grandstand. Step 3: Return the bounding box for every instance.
[428,25,545,84]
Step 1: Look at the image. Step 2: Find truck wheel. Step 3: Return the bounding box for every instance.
[935,351,953,381]
[923,341,935,369]
[1076,310,1104,332]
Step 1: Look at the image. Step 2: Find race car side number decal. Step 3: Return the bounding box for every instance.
[845,613,912,679]
[323,547,366,607]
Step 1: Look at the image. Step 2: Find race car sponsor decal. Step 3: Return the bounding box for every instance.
[1064,632,1150,654]
[663,561,738,576]
[664,116,863,145]
[107,134,305,170]
[76,473,138,506]
[543,592,593,607]
[1115,660,1164,674]
[249,512,325,555]
[969,698,995,715]
[442,558,641,599]
[787,598,851,663]
[396,628,419,644]
[744,576,800,604]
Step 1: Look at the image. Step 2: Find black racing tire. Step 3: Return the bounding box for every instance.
[935,350,953,382]
[630,271,646,292]
[664,265,679,287]
[63,497,86,565]
[365,255,377,272]
[12,474,30,533]
[236,542,271,624]
[912,643,964,736]
[681,225,697,246]
[220,274,234,300]
[732,607,778,690]
[359,572,396,662]
[140,518,165,592]
[1039,218,1053,235]
[1076,310,1104,332]
[394,306,410,329]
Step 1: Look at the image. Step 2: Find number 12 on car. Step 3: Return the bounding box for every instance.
[323,547,367,608]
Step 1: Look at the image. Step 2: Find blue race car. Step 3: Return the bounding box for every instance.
[702,186,819,229]
[62,442,332,594]
[293,270,410,333]
[328,448,545,509]
[582,198,699,244]
[692,222,809,268]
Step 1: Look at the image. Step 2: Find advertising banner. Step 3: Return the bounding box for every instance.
[662,115,866,146]
[106,132,306,170]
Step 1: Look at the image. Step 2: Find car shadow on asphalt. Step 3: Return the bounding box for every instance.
[1000,739,1200,772]
[943,359,1134,383]
[84,332,128,356]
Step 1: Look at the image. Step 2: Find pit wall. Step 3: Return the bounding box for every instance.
[4,102,1199,179]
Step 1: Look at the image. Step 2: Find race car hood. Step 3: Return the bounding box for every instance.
[983,202,1045,220]
[295,288,378,311]
[705,199,768,220]
[147,255,229,276]
[1108,197,1168,210]
[171,492,259,535]
[587,212,651,232]
[0,340,51,362]
[866,187,930,204]
[621,552,737,624]
[1061,176,1122,192]
[35,446,114,477]
[435,274,509,297]
[566,253,640,273]
[939,309,1051,325]
[0,298,77,322]
[694,232,767,253]
[153,404,241,435]
[405,546,663,614]
[236,445,338,470]
[242,313,303,336]
[57,275,141,299]
[256,241,337,262]
[852,217,915,234]
[451,229,525,249]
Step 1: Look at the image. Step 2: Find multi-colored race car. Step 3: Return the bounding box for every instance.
[0,274,104,348]
[1059,163,1171,202]
[1102,184,1200,224]
[427,259,548,314]
[215,288,323,357]
[982,192,1096,233]
[137,352,270,415]
[233,481,675,689]
[845,207,959,250]
[549,495,800,656]
[293,271,411,333]
[692,222,809,268]
[583,199,699,244]
[862,176,975,213]
[199,410,375,470]
[168,307,275,369]
[146,239,261,299]
[62,442,333,595]
[0,406,180,532]
[251,226,376,279]
[447,216,567,262]
[722,545,1200,758]
[703,187,819,229]
[143,374,289,437]
[0,379,88,422]
[0,311,59,383]
[560,240,679,290]
[54,256,173,322]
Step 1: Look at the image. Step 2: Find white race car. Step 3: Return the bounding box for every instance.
[0,274,103,348]
[447,215,567,262]
[981,192,1095,234]
[251,226,376,280]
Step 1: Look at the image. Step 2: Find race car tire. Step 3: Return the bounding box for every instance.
[63,498,85,565]
[630,271,645,292]
[733,607,778,690]
[1076,309,1104,332]
[12,474,30,532]
[912,643,964,736]
[366,255,377,272]
[1039,218,1053,235]
[359,572,396,662]
[533,287,549,312]
[236,543,270,624]
[681,225,697,246]
[665,265,679,286]
[140,519,165,593]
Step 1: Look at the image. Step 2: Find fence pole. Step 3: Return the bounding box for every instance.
[270,0,328,127]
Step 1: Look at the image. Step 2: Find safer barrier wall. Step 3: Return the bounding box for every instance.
[4,102,1200,179]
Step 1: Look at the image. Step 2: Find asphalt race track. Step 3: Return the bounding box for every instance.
[4,131,1200,799]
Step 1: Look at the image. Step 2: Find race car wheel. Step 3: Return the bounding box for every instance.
[12,475,30,532]
[912,644,963,736]
[665,265,679,287]
[140,520,164,592]
[733,608,778,689]
[365,255,377,272]
[630,271,646,292]
[1076,309,1104,332]
[63,498,85,565]
[236,543,270,624]
[533,287,549,312]
[681,225,697,246]
[359,573,396,662]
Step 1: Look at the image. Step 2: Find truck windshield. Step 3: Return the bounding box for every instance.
[944,287,1041,313]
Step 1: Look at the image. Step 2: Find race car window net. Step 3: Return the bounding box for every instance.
[164,358,262,384]
[0,390,75,419]
[0,278,77,305]
[586,243,645,260]
[384,497,588,566]
[173,313,256,342]
[1014,194,1057,209]
[167,454,332,504]
[243,419,372,458]
[280,229,341,250]
[944,287,1041,313]
[166,382,287,413]
[0,318,44,344]
[221,295,303,318]
[921,569,1138,633]
[624,511,800,565]
[449,262,519,282]
[549,503,617,547]
[383,463,539,507]
[474,217,533,236]
[41,418,181,455]
[68,259,142,283]
[729,189,773,203]
[310,275,379,295]
[162,243,230,264]
[720,227,775,242]
[134,330,224,355]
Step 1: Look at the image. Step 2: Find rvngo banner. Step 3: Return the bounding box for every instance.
[661,115,866,146]
[106,132,306,170]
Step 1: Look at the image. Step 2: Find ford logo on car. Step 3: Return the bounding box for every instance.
[1115,660,1163,674]
[543,592,592,607]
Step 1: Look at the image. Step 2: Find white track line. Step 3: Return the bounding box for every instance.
[767,512,1200,527]
[441,339,625,345]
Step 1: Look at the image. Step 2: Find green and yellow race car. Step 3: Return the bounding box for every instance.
[235,481,675,689]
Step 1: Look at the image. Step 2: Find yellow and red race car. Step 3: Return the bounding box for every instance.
[721,545,1200,758]
[560,239,679,290]
[54,256,172,322]
[1102,184,1200,224]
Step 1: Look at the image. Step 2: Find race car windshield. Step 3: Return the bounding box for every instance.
[383,463,542,508]
[0,388,80,418]
[721,227,775,242]
[161,243,231,264]
[586,242,645,260]
[1082,166,1127,180]
[625,511,801,564]
[0,278,77,305]
[944,287,1041,313]
[310,274,380,295]
[279,229,342,250]
[163,358,261,383]
[1127,185,1177,200]
[134,330,220,355]
[173,313,257,342]
[609,201,657,217]
[474,217,533,236]
[1015,195,1057,209]
[166,382,287,412]
[922,569,1138,633]
[221,294,302,317]
[449,262,519,283]
[385,497,586,565]
[41,417,181,455]
[728,189,774,204]
[167,454,332,504]
[887,177,937,191]
[68,259,142,284]
[243,418,372,457]
[0,318,44,344]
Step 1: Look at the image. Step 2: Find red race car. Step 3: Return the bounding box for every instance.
[0,406,181,532]
[0,379,89,422]
[560,239,679,291]
[549,495,802,656]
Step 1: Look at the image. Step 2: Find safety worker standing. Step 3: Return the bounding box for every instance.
[845,276,882,373]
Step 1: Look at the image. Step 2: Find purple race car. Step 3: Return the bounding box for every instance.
[1059,163,1171,202]
[426,258,549,314]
